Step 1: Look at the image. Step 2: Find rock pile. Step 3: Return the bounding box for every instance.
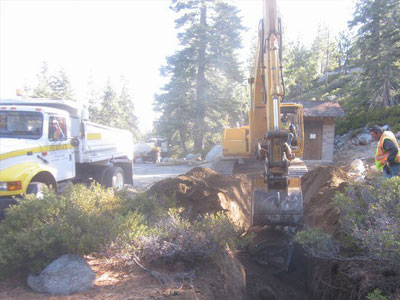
[335,125,400,152]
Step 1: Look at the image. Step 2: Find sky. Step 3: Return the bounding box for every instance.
[0,0,356,133]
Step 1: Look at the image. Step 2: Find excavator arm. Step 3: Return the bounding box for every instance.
[251,0,304,227]
[223,0,305,227]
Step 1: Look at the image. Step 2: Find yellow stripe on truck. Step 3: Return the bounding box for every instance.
[0,162,53,196]
[87,133,102,140]
[0,144,73,161]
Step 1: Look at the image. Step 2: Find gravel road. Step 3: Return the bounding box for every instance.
[132,162,213,189]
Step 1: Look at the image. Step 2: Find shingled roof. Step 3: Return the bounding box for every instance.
[287,100,345,117]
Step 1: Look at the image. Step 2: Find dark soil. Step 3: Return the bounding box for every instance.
[149,167,315,300]
[148,167,252,228]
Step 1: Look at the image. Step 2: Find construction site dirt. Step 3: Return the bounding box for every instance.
[1,153,399,300]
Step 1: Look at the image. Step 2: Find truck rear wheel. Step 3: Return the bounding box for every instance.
[104,166,125,189]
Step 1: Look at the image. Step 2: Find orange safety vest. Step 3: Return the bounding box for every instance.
[375,131,400,171]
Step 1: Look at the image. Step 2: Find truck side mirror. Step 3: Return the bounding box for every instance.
[70,137,80,147]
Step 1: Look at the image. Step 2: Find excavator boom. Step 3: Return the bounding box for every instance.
[222,0,306,228]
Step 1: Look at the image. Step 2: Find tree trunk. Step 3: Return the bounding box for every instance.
[383,76,392,107]
[179,130,188,155]
[194,0,207,154]
[325,32,330,87]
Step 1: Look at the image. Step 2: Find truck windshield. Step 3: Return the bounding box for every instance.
[0,111,43,139]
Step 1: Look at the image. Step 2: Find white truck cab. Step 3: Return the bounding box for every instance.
[0,98,134,212]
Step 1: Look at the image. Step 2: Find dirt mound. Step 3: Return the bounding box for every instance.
[302,166,351,235]
[148,167,251,228]
[302,166,400,300]
[148,165,352,235]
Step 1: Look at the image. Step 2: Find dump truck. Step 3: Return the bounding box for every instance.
[0,98,134,212]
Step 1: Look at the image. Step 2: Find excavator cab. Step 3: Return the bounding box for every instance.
[280,104,304,157]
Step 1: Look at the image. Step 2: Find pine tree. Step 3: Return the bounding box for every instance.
[283,40,317,99]
[31,62,52,98]
[31,62,75,100]
[48,69,74,100]
[91,80,139,141]
[154,49,195,155]
[337,31,354,74]
[118,79,140,141]
[350,0,400,107]
[155,0,245,154]
[310,26,339,85]
[91,81,121,127]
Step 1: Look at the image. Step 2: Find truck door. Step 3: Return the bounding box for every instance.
[47,115,75,181]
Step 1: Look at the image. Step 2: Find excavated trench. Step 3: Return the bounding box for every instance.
[147,166,351,300]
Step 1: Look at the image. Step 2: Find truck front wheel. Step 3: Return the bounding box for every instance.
[26,182,48,198]
[104,166,125,189]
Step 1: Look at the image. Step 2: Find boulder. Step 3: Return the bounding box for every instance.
[350,159,365,174]
[335,141,344,149]
[358,133,372,145]
[205,145,223,162]
[27,254,95,295]
[351,138,359,145]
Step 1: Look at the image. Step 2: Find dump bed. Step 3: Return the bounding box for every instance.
[80,121,133,163]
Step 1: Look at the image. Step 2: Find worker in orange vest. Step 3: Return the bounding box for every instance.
[369,125,400,178]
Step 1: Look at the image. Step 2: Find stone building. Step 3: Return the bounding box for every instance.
[297,101,345,161]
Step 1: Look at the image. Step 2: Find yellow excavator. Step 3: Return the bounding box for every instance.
[222,0,307,270]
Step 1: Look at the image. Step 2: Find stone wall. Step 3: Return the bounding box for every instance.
[321,118,335,161]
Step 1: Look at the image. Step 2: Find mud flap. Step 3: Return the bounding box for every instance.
[252,187,303,227]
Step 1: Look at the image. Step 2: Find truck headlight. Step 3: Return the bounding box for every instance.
[0,182,7,191]
[0,181,22,191]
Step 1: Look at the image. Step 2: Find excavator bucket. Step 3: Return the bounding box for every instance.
[251,176,303,227]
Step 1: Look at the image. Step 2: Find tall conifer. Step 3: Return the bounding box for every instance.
[155,0,244,153]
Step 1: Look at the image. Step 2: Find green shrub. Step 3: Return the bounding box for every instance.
[333,177,400,264]
[117,191,176,221]
[296,176,400,265]
[366,289,390,300]
[118,209,248,266]
[295,228,341,259]
[335,105,400,135]
[0,184,124,278]
[0,183,249,279]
